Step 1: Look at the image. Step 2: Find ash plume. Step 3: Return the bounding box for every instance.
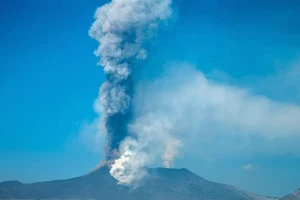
[110,114,181,186]
[89,0,173,184]
[88,0,300,187]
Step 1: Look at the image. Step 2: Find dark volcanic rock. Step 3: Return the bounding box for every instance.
[0,167,279,200]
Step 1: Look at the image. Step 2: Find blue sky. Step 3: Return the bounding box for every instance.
[1,0,300,197]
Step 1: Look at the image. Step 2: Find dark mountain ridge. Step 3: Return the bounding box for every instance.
[0,167,297,200]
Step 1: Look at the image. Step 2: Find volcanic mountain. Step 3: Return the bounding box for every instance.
[0,167,297,200]
[280,189,300,200]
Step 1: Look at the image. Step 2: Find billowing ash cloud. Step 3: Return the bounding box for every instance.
[110,114,181,185]
[89,0,173,184]
[89,0,172,158]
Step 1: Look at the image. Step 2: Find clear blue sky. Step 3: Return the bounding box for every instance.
[1,0,300,197]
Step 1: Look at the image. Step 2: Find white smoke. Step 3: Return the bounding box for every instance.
[110,113,181,185]
[109,137,149,186]
[144,65,300,138]
[133,64,300,160]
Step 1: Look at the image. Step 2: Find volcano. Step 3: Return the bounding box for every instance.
[0,167,297,200]
[281,189,300,200]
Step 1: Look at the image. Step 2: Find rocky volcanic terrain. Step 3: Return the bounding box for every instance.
[0,167,298,200]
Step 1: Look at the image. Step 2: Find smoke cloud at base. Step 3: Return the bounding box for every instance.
[110,114,181,185]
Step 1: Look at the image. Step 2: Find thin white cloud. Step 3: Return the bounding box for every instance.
[134,63,300,139]
[79,117,107,154]
[209,58,300,104]
[130,63,300,164]
[242,164,260,171]
[256,60,300,103]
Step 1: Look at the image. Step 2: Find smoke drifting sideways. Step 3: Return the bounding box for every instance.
[89,0,173,185]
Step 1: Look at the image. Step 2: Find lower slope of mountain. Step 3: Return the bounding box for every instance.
[0,167,293,200]
[280,189,300,200]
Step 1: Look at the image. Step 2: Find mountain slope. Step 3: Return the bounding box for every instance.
[0,167,279,200]
[280,189,300,200]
